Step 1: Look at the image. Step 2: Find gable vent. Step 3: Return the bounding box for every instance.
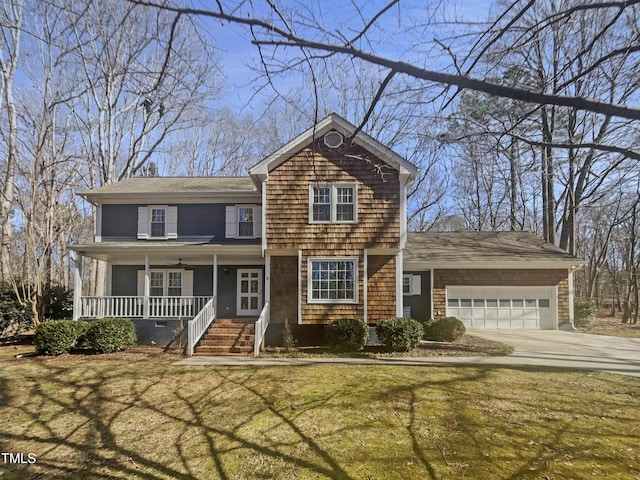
[323,131,344,148]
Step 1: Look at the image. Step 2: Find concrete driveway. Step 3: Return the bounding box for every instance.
[467,329,640,377]
[176,330,640,377]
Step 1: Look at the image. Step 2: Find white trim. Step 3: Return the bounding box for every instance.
[399,176,408,249]
[72,251,83,320]
[307,256,359,304]
[404,261,583,270]
[554,285,559,330]
[363,250,368,322]
[265,253,271,306]
[308,183,357,224]
[144,255,150,319]
[106,262,112,296]
[396,251,403,316]
[429,269,434,320]
[297,250,302,325]
[95,204,103,242]
[213,254,218,314]
[568,268,575,327]
[261,180,267,253]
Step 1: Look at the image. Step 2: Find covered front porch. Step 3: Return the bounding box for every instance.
[68,242,270,354]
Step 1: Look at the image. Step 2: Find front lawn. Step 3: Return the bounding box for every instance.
[581,315,640,338]
[1,347,639,479]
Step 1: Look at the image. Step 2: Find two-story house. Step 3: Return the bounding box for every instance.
[70,113,582,355]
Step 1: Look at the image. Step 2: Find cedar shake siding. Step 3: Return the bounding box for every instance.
[270,256,298,324]
[266,139,401,325]
[367,255,397,321]
[432,269,570,324]
[266,140,400,251]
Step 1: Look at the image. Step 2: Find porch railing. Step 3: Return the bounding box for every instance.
[254,302,270,356]
[80,296,211,319]
[187,297,216,356]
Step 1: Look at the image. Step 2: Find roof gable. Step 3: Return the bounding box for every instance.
[249,113,418,184]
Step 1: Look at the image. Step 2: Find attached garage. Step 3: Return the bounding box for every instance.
[445,286,556,329]
[403,231,584,330]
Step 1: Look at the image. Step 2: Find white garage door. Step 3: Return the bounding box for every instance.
[446,286,556,329]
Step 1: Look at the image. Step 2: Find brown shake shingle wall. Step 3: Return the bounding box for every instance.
[267,139,400,324]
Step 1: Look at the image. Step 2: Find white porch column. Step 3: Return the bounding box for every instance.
[71,251,83,320]
[396,251,403,317]
[568,268,575,327]
[265,252,271,306]
[429,269,434,320]
[143,254,150,319]
[298,249,302,325]
[363,249,368,323]
[213,254,218,313]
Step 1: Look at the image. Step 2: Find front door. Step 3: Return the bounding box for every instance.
[237,269,262,316]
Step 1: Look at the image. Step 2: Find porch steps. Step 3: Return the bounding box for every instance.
[193,319,255,356]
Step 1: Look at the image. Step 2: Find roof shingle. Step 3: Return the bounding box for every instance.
[79,177,256,197]
[405,231,582,266]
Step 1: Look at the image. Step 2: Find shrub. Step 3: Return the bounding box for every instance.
[0,282,32,337]
[375,317,423,352]
[574,297,598,327]
[325,318,369,352]
[83,317,137,353]
[423,317,466,342]
[34,320,89,356]
[43,285,73,320]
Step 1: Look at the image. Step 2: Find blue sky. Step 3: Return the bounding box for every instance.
[196,0,495,114]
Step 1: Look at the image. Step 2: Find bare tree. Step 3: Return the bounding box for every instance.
[0,0,23,280]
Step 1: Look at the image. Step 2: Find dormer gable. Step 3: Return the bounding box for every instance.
[249,112,418,187]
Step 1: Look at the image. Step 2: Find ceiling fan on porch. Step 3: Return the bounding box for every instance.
[166,258,193,270]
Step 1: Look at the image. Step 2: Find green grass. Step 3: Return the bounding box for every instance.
[1,347,640,479]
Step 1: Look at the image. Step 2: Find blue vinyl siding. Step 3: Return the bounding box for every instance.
[403,271,431,321]
[177,204,225,239]
[100,203,258,242]
[102,204,138,239]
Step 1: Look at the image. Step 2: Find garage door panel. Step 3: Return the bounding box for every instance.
[446,286,554,329]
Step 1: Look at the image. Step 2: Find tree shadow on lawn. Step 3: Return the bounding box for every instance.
[374,363,640,479]
[1,357,640,480]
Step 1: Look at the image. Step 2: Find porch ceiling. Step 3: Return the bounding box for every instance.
[69,242,262,264]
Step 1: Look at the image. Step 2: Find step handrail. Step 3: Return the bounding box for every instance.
[187,297,216,356]
[254,302,270,356]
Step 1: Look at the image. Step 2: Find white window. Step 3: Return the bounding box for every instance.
[150,208,166,237]
[308,257,357,303]
[137,206,177,240]
[402,274,422,296]
[137,270,193,297]
[225,205,262,239]
[238,207,254,238]
[168,272,182,296]
[309,184,357,224]
[150,271,165,297]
